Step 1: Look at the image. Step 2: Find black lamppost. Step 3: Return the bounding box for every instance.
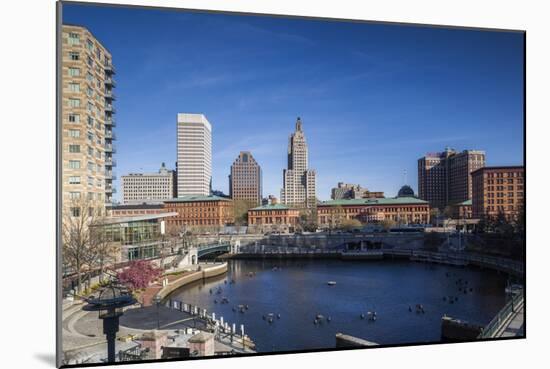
[82,282,136,363]
[153,295,162,329]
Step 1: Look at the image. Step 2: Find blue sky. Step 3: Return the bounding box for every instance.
[63,4,524,201]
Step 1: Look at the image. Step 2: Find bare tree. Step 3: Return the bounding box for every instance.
[62,196,105,294]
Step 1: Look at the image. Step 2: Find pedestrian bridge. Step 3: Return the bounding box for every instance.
[197,242,231,258]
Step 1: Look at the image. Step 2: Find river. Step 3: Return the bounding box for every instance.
[168,259,507,352]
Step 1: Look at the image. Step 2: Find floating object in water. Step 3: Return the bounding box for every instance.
[443,297,447,301]
[316,314,324,320]
[233,307,237,312]
[214,299,217,304]
[408,306,412,312]
[360,314,365,319]
[268,318,273,324]
[224,280,227,284]
[469,288,473,292]
[313,319,318,325]
[277,314,281,319]
[245,304,249,310]
[327,281,337,286]
[327,316,331,322]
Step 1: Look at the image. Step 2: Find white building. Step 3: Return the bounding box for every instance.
[281,117,317,208]
[121,163,176,204]
[177,113,212,196]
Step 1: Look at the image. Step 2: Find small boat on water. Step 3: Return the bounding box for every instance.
[327,281,337,286]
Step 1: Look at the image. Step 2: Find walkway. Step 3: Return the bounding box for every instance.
[497,305,525,338]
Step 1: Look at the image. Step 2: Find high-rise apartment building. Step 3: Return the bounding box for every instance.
[62,25,116,213]
[121,163,176,204]
[229,151,262,205]
[471,166,524,220]
[177,113,212,196]
[418,148,485,209]
[280,118,317,208]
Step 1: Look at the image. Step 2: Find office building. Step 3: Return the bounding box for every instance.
[121,163,176,204]
[229,151,262,206]
[280,117,317,208]
[62,24,117,213]
[177,113,212,196]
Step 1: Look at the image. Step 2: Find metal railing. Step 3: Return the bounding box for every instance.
[478,292,524,339]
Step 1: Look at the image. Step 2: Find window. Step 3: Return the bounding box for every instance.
[68,32,80,45]
[70,207,81,217]
[68,83,79,93]
[69,176,81,184]
[87,39,94,51]
[87,116,94,127]
[69,52,79,60]
[69,192,81,200]
[87,131,93,142]
[88,162,95,172]
[68,114,80,123]
[68,98,80,108]
[86,72,94,83]
[88,146,93,156]
[68,67,80,77]
[68,144,80,153]
[68,129,80,138]
[68,160,80,169]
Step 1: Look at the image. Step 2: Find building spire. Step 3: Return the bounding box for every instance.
[296,117,302,132]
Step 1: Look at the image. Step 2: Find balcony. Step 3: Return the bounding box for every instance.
[105,143,117,153]
[105,157,117,167]
[104,89,116,100]
[105,104,116,113]
[105,184,117,194]
[105,117,116,127]
[105,171,117,180]
[104,130,116,140]
[105,77,116,86]
[104,62,116,74]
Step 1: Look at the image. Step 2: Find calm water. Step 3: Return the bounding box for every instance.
[169,259,507,352]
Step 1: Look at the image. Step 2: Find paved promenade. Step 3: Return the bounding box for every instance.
[497,305,525,337]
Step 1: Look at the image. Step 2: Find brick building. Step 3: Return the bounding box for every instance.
[471,166,525,221]
[164,195,234,228]
[317,197,430,226]
[248,204,300,229]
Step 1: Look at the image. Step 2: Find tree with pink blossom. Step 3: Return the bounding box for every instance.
[117,260,162,291]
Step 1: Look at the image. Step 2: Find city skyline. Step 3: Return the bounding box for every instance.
[62,5,524,201]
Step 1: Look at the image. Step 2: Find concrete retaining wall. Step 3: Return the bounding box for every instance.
[157,263,228,300]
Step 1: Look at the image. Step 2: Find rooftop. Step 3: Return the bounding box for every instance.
[250,204,291,211]
[471,165,524,175]
[319,197,429,207]
[109,203,164,210]
[96,212,178,225]
[164,195,231,203]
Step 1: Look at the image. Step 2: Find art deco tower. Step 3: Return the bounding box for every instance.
[281,117,317,208]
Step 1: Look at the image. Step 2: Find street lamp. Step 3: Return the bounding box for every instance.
[153,294,162,329]
[82,281,136,363]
